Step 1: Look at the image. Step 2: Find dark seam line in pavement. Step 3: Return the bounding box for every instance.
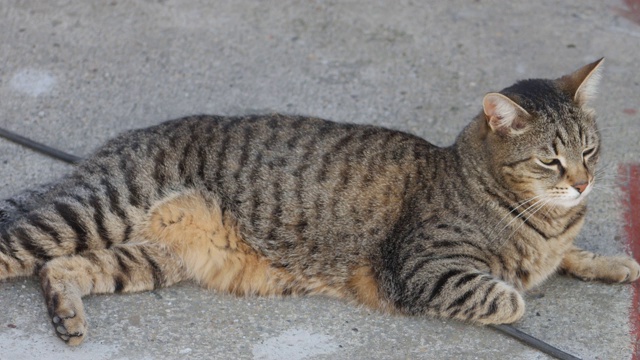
[0,127,82,164]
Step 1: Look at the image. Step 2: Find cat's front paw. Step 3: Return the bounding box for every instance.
[566,255,640,283]
[602,256,640,283]
[474,282,525,325]
[561,248,640,284]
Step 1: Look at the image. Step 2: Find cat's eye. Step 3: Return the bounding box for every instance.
[582,147,596,158]
[538,158,561,167]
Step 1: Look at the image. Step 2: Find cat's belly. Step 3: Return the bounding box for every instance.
[136,189,391,310]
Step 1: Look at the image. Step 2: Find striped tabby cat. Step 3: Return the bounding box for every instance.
[1,59,638,346]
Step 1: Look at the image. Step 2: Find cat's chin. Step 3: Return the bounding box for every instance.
[553,199,581,208]
[547,196,587,209]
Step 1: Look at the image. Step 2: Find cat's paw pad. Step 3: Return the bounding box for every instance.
[45,292,87,346]
[51,309,86,346]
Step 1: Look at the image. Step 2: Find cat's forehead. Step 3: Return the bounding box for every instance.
[529,112,598,150]
[502,78,597,135]
[501,78,573,117]
[496,78,599,152]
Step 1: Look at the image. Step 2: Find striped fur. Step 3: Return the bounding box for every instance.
[1,59,638,346]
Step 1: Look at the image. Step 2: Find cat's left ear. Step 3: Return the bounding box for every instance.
[558,58,604,109]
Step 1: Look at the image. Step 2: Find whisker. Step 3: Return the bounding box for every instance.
[542,202,558,219]
[485,195,545,238]
[593,125,627,134]
[504,199,552,242]
[591,185,619,194]
[490,197,547,243]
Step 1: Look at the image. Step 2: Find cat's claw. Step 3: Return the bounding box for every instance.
[617,257,640,283]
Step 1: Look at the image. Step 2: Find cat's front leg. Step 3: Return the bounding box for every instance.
[386,263,525,324]
[560,245,640,283]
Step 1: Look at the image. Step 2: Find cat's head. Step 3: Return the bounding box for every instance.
[480,59,603,208]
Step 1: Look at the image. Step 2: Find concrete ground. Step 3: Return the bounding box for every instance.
[1,1,639,359]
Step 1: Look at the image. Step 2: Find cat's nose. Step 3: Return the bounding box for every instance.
[572,181,588,194]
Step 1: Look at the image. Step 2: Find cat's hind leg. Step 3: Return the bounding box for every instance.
[39,244,186,346]
[560,245,640,283]
[1,181,136,281]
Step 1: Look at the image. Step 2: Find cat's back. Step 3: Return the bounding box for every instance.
[80,114,442,266]
[65,115,442,274]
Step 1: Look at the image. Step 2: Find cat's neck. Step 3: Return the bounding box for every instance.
[452,115,506,193]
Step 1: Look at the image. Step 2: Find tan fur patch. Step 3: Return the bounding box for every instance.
[346,266,393,313]
[143,190,350,298]
[140,190,404,310]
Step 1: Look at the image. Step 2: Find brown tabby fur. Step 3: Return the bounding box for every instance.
[0,59,638,346]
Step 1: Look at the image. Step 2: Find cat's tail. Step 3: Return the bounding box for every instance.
[0,127,93,279]
[0,182,60,226]
[0,126,81,226]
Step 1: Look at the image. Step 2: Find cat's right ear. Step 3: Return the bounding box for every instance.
[482,93,530,135]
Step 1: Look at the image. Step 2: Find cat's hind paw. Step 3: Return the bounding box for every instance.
[40,265,88,346]
[50,304,86,346]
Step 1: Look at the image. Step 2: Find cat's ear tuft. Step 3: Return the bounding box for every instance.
[559,58,604,108]
[482,93,530,135]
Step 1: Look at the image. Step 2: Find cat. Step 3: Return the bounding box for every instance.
[0,58,638,347]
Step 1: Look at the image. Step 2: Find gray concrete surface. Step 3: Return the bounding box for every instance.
[1,1,639,359]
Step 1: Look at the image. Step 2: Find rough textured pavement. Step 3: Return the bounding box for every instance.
[1,1,640,359]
